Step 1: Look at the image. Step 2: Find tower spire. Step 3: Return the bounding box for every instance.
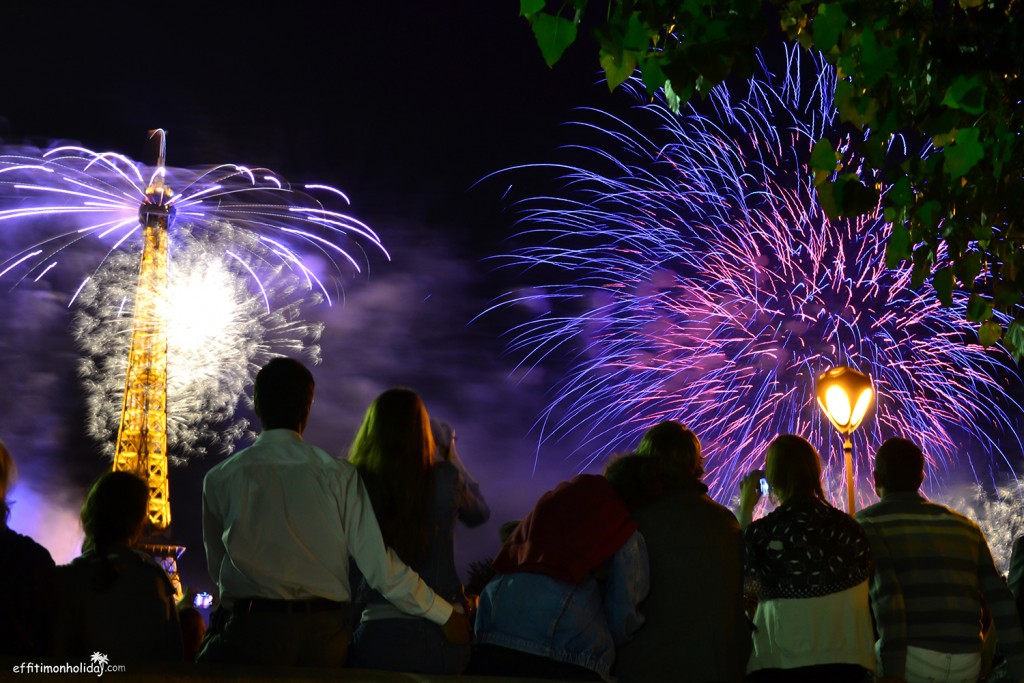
[111,129,182,595]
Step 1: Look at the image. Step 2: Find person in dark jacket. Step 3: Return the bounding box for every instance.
[0,437,56,656]
[613,421,752,683]
[53,471,182,662]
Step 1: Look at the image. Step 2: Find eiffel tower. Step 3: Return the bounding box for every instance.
[111,130,184,599]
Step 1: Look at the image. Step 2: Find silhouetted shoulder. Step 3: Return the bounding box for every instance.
[0,528,55,567]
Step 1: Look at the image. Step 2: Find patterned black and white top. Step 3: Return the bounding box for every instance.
[743,495,871,600]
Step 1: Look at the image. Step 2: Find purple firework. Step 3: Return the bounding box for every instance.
[0,137,387,459]
[0,142,387,302]
[493,46,1023,503]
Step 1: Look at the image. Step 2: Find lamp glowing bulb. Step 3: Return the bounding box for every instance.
[821,384,873,431]
[816,365,874,513]
[817,366,874,434]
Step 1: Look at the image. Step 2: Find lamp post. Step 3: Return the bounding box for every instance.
[816,365,874,514]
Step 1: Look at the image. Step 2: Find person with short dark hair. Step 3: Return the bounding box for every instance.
[54,471,182,662]
[856,437,1024,683]
[200,357,469,667]
[612,421,751,683]
[738,434,874,682]
[0,437,56,656]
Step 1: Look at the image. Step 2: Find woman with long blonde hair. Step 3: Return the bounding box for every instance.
[738,434,874,682]
[347,387,489,674]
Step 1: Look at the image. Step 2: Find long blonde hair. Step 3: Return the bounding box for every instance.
[348,388,435,566]
[765,434,826,504]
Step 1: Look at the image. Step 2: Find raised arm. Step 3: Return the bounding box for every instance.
[736,470,764,530]
[453,457,490,527]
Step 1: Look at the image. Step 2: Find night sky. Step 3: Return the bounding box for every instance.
[0,3,623,595]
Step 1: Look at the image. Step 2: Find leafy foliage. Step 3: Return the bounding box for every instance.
[517,0,1024,357]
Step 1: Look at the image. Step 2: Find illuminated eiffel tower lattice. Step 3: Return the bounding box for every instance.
[111,130,184,599]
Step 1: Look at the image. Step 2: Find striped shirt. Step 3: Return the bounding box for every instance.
[856,492,1024,679]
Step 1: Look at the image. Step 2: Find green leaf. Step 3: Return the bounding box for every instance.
[886,224,911,268]
[932,131,956,148]
[933,266,953,306]
[942,75,986,115]
[884,205,907,226]
[639,54,667,95]
[835,79,878,129]
[944,127,985,179]
[838,174,878,216]
[966,294,992,323]
[859,26,898,88]
[979,321,1002,347]
[917,200,943,230]
[817,179,840,220]
[990,122,1013,180]
[887,177,912,207]
[813,2,848,52]
[911,252,932,289]
[817,173,875,220]
[664,79,682,113]
[600,48,638,91]
[996,284,1022,308]
[1006,320,1024,360]
[810,138,839,186]
[857,134,888,168]
[622,13,650,51]
[689,44,733,89]
[958,252,983,284]
[530,12,578,67]
[520,0,545,16]
[662,60,696,112]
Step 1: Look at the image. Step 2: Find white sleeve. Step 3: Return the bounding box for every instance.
[201,474,226,586]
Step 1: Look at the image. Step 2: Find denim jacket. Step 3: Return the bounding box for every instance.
[474,530,649,682]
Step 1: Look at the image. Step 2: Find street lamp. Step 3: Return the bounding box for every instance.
[816,365,874,514]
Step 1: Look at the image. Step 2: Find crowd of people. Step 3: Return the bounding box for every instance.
[3,355,1024,683]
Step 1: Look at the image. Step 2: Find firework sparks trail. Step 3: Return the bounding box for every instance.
[73,224,325,462]
[0,144,388,302]
[0,140,386,459]
[948,483,1024,573]
[489,45,1024,503]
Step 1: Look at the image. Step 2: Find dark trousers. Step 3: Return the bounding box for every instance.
[348,617,470,674]
[197,606,353,667]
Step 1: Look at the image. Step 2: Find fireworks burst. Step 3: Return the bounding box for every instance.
[492,46,1024,502]
[73,224,324,462]
[0,138,385,458]
[949,484,1024,573]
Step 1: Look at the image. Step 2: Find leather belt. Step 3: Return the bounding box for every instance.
[234,597,346,614]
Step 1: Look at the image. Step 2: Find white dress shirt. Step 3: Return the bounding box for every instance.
[202,429,453,625]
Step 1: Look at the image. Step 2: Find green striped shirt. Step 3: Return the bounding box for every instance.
[855,492,1024,679]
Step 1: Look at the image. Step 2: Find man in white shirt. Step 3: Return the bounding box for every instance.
[199,357,468,666]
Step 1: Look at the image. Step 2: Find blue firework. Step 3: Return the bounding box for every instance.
[493,45,1023,503]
